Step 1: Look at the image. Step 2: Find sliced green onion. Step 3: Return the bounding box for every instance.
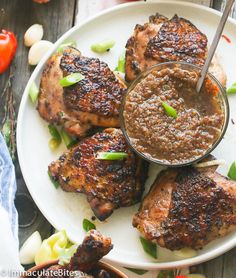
[139,237,158,259]
[227,83,236,94]
[48,171,59,189]
[82,218,96,232]
[96,152,128,160]
[157,270,175,278]
[91,39,115,53]
[29,81,39,103]
[59,73,84,87]
[162,101,178,119]
[115,52,125,73]
[57,41,77,53]
[48,124,61,150]
[228,161,236,181]
[58,244,77,266]
[61,128,78,149]
[125,268,148,275]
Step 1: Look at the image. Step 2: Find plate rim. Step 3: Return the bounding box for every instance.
[17,0,236,270]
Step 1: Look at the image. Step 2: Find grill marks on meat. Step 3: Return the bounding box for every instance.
[48,128,147,221]
[145,15,207,65]
[38,47,126,137]
[125,13,226,86]
[69,230,113,273]
[133,166,236,250]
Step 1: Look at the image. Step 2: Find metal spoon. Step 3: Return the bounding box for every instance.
[196,0,235,93]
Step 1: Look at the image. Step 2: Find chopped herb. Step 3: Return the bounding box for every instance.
[91,39,115,53]
[59,73,84,87]
[227,83,236,94]
[29,81,39,103]
[140,237,158,259]
[83,218,96,232]
[162,101,178,119]
[48,170,59,189]
[96,152,128,160]
[57,41,77,53]
[61,128,78,149]
[125,268,148,275]
[228,161,236,181]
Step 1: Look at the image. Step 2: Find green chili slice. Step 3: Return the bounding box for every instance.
[125,268,148,275]
[57,41,77,53]
[61,128,78,149]
[48,170,59,189]
[59,73,84,87]
[140,237,158,259]
[162,102,178,119]
[96,152,128,160]
[91,39,115,53]
[29,81,39,103]
[227,83,236,94]
[83,218,96,232]
[228,161,236,181]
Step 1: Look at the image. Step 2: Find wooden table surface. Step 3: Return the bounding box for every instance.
[0,0,235,277]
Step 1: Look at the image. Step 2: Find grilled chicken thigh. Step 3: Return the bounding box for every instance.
[133,165,236,250]
[49,128,147,221]
[125,13,226,85]
[38,47,126,137]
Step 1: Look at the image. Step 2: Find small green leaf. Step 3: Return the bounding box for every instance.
[227,83,236,94]
[58,244,77,266]
[83,218,96,232]
[140,237,158,259]
[48,170,60,189]
[91,39,115,53]
[228,161,236,181]
[60,73,84,87]
[162,102,178,119]
[29,81,39,103]
[96,152,128,160]
[125,268,148,275]
[57,41,77,53]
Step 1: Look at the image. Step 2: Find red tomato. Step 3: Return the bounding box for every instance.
[0,29,17,74]
[175,276,188,278]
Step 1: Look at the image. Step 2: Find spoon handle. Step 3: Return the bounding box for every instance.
[196,0,235,93]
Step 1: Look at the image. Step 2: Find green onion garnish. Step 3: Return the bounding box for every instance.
[115,52,125,73]
[48,124,61,150]
[96,152,128,160]
[83,218,96,232]
[125,268,148,275]
[228,161,236,181]
[61,128,78,149]
[29,81,39,103]
[157,270,175,278]
[91,39,115,53]
[48,170,59,189]
[59,73,84,87]
[162,101,178,119]
[140,237,158,259]
[57,41,77,53]
[227,83,236,94]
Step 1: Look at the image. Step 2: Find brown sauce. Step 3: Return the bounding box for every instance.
[123,67,225,164]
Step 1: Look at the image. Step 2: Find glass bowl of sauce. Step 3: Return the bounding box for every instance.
[120,61,229,167]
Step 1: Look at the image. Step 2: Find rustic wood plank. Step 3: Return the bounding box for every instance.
[0,0,77,247]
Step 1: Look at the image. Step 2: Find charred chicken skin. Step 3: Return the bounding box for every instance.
[37,47,126,137]
[49,128,147,221]
[125,13,226,85]
[133,165,236,250]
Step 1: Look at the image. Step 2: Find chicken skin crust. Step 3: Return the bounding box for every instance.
[133,166,236,250]
[49,128,147,221]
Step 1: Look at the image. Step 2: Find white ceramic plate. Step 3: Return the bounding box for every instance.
[17,0,236,270]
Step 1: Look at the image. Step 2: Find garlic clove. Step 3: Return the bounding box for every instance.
[28,40,53,66]
[19,231,42,265]
[24,24,44,47]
